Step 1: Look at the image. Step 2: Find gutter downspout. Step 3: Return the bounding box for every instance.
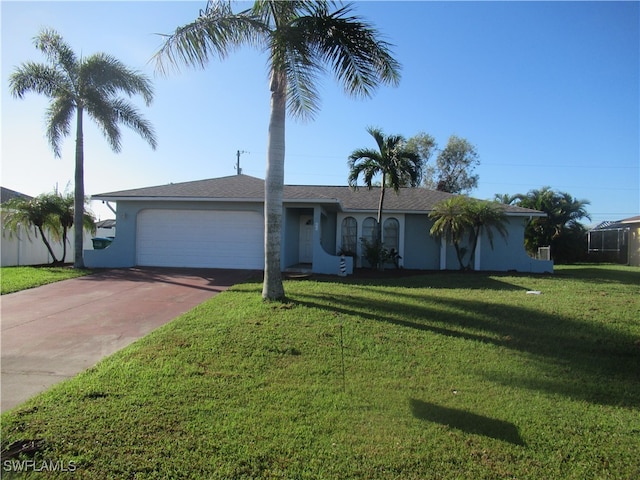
[103,201,117,216]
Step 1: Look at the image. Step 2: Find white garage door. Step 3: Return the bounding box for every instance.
[136,209,264,269]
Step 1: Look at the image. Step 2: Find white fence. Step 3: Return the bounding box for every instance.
[1,226,96,266]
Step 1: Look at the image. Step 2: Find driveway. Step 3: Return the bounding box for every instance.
[1,267,256,413]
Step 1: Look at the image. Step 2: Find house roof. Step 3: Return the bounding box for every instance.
[620,215,640,224]
[591,215,640,231]
[1,187,32,204]
[92,174,544,216]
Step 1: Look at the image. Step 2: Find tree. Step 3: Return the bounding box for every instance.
[348,127,422,269]
[511,186,591,262]
[1,191,95,264]
[9,28,157,269]
[493,193,518,205]
[429,196,508,270]
[432,135,479,194]
[405,131,437,187]
[49,191,96,263]
[155,1,400,300]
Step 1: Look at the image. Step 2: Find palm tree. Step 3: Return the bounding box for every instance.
[2,194,62,263]
[512,187,590,261]
[9,28,157,269]
[348,127,422,239]
[49,191,96,263]
[429,196,508,270]
[493,193,517,205]
[2,191,96,265]
[155,1,400,300]
[428,196,473,269]
[465,199,508,270]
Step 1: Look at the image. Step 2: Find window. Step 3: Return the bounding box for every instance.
[362,217,378,243]
[341,217,357,255]
[383,218,399,253]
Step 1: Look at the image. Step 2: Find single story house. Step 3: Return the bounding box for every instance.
[588,215,640,266]
[85,174,553,275]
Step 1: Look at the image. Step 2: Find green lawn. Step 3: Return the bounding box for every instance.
[0,266,92,295]
[1,265,639,479]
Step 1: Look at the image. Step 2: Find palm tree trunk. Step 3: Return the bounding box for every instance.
[36,225,60,264]
[262,70,286,301]
[61,227,68,263]
[74,107,85,268]
[377,175,386,241]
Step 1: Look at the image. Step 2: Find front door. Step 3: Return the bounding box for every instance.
[299,216,313,263]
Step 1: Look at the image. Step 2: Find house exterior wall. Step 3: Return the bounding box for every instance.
[403,214,440,270]
[84,199,551,274]
[282,208,301,269]
[437,217,553,273]
[84,200,264,268]
[313,207,353,275]
[476,218,553,273]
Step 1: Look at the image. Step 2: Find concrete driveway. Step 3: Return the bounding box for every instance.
[1,267,256,413]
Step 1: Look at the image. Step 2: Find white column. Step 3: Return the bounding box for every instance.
[440,237,447,270]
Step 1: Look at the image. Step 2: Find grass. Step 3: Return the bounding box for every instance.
[0,266,92,295]
[1,265,639,479]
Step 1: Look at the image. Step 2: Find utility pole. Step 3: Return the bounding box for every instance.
[235,150,248,175]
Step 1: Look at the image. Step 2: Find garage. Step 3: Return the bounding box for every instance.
[136,209,264,269]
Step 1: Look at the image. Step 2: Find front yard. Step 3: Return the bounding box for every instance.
[1,265,639,479]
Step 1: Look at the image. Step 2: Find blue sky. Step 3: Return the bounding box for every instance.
[2,1,638,225]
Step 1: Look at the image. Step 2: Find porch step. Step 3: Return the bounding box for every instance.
[284,263,312,274]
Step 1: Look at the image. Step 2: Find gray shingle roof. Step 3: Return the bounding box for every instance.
[93,174,543,216]
[1,187,32,204]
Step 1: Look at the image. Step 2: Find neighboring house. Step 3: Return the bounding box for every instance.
[96,218,116,238]
[86,175,552,275]
[1,186,94,267]
[588,215,640,266]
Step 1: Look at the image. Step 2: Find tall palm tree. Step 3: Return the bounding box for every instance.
[348,127,422,238]
[154,1,400,301]
[9,28,157,269]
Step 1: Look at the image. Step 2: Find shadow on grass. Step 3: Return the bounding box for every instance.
[339,269,536,291]
[291,274,640,408]
[410,399,526,446]
[551,265,640,286]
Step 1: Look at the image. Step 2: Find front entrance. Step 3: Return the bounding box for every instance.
[299,216,314,263]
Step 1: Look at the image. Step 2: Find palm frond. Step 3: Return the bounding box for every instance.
[270,26,323,120]
[9,62,69,99]
[154,1,267,75]
[108,98,158,150]
[301,4,401,98]
[45,94,75,157]
[83,89,122,152]
[33,28,78,79]
[82,54,154,105]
